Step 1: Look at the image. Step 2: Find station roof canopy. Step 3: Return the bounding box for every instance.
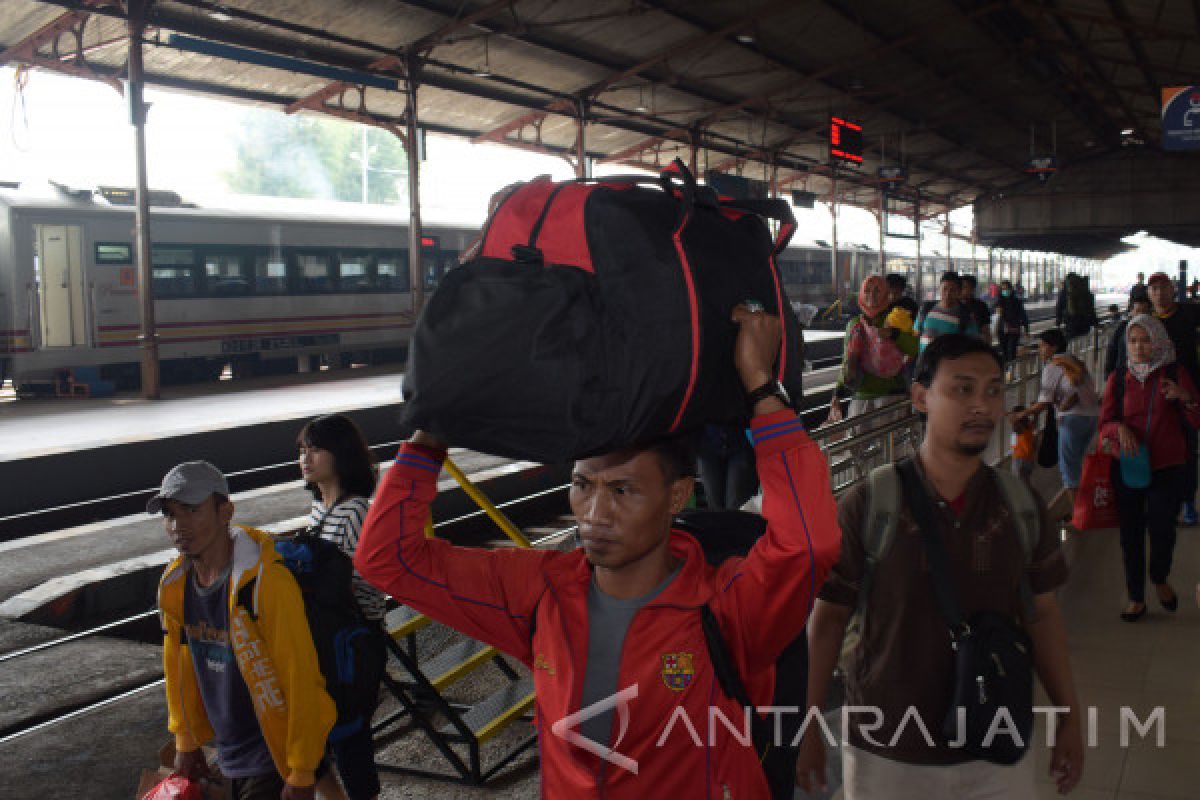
[3,0,1198,257]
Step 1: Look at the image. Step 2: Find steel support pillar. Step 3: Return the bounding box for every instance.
[405,59,425,315]
[830,170,839,299]
[129,0,159,399]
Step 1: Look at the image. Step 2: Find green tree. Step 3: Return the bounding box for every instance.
[223,107,408,204]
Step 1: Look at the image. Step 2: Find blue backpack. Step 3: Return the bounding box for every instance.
[237,530,386,743]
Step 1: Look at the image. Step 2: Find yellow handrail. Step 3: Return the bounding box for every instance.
[441,457,532,548]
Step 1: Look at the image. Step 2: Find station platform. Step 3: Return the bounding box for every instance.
[0,363,405,462]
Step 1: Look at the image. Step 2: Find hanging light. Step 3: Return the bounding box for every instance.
[634,85,648,113]
[472,37,492,78]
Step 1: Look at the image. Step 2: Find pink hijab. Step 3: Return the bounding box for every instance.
[858,275,889,320]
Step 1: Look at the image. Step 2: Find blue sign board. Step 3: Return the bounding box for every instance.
[1162,86,1200,151]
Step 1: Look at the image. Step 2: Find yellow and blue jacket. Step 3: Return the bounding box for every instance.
[158,525,336,788]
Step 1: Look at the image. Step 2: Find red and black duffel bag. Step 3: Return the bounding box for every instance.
[401,159,805,463]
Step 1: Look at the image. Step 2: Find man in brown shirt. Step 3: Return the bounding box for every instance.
[797,334,1084,798]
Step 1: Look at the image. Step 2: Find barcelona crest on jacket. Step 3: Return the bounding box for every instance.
[661,652,695,692]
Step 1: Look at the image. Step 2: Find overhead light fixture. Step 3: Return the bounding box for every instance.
[634,85,648,113]
[1121,128,1134,136]
[472,37,492,78]
[207,3,233,21]
[735,32,755,44]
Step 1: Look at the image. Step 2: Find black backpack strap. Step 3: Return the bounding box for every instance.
[894,460,968,639]
[236,577,259,621]
[700,604,772,759]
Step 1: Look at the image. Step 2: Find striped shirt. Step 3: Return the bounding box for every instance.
[917,304,979,352]
[308,496,388,620]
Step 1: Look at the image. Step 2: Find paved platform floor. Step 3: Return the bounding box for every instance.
[0,363,405,462]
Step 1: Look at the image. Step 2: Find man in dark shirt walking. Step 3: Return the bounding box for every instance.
[796,334,1083,799]
[1148,272,1200,524]
[960,275,993,346]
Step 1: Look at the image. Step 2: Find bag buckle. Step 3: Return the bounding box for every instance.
[511,244,544,264]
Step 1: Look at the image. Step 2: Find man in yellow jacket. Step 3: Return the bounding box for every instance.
[153,461,336,800]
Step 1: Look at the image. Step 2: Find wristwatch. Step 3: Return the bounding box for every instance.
[747,378,791,408]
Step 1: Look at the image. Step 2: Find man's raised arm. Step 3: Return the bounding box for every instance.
[355,433,552,665]
[712,307,842,663]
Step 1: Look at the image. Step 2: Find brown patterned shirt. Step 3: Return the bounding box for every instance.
[819,459,1068,765]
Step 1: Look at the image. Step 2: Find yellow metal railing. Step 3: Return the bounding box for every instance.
[440,456,532,548]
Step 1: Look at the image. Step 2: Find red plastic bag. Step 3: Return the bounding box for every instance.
[1071,452,1119,530]
[142,774,204,800]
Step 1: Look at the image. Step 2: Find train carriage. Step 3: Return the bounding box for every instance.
[0,184,995,395]
[0,186,476,392]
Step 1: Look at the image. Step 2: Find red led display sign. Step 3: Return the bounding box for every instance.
[830,116,864,164]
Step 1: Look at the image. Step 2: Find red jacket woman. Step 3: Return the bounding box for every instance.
[1098,314,1200,621]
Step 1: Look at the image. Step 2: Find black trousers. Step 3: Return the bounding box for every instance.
[1185,425,1198,506]
[998,332,1021,364]
[1113,462,1184,603]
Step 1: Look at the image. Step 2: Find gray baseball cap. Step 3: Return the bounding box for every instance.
[146,461,230,514]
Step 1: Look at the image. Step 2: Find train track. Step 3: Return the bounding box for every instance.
[0,502,579,745]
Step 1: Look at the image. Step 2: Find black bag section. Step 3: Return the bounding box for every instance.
[402,159,805,463]
[1036,412,1059,468]
[895,460,1034,765]
[676,510,808,800]
[239,534,387,744]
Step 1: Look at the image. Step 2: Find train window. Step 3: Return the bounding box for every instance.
[153,266,196,297]
[204,252,250,296]
[297,253,332,293]
[374,251,409,292]
[336,253,371,293]
[150,247,198,297]
[96,242,132,264]
[253,255,288,294]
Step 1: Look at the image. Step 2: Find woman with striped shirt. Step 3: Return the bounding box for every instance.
[297,413,385,800]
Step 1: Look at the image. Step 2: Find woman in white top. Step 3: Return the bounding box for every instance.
[1010,328,1100,519]
[297,413,385,800]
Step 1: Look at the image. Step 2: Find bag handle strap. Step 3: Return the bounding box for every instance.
[895,458,968,639]
[700,604,772,759]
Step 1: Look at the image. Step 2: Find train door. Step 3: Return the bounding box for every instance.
[35,224,86,348]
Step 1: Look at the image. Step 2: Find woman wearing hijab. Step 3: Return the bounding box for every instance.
[826,275,919,425]
[1099,315,1200,622]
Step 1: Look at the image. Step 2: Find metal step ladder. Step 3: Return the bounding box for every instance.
[369,457,543,785]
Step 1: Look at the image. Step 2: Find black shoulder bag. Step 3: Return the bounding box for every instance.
[896,459,1034,765]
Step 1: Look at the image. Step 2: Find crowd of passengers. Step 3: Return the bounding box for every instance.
[149,272,1200,799]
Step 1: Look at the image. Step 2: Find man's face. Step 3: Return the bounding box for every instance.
[939,280,960,307]
[162,496,233,559]
[570,449,692,571]
[1149,281,1174,311]
[1037,340,1056,361]
[912,352,1004,456]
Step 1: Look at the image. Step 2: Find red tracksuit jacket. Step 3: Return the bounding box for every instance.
[355,409,840,799]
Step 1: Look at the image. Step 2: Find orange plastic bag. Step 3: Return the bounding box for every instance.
[1071,452,1119,530]
[141,774,204,800]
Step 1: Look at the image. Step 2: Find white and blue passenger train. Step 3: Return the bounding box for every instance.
[0,183,986,393]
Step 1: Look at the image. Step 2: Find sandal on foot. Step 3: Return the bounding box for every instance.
[1120,603,1147,622]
